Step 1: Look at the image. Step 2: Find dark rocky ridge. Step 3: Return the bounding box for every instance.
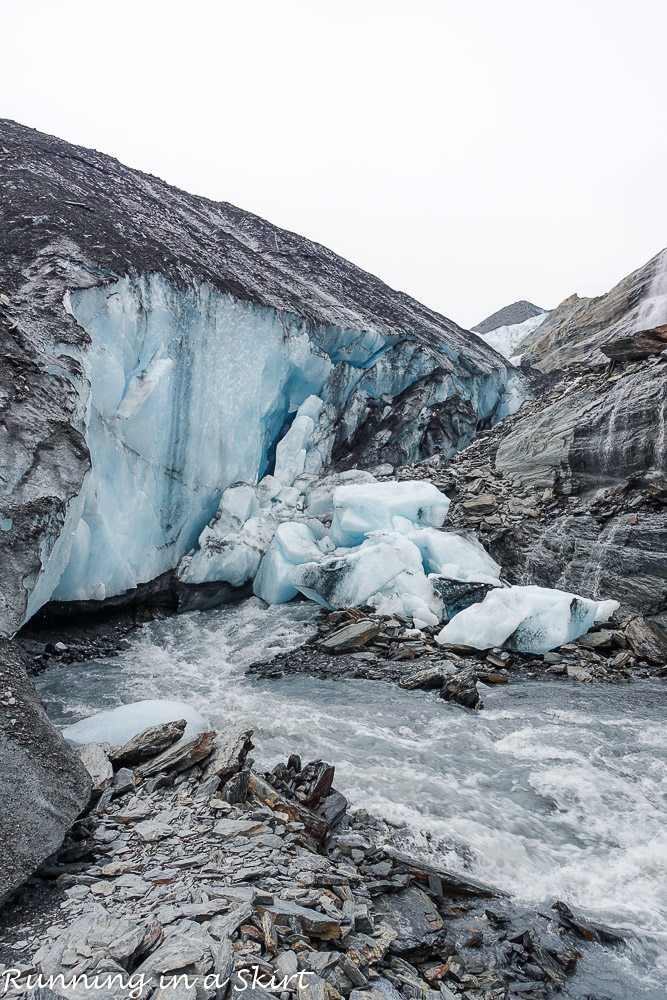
[471,300,546,335]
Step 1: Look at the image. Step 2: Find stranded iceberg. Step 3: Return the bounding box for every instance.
[179,476,618,652]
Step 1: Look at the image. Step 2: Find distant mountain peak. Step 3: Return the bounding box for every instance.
[472,300,547,335]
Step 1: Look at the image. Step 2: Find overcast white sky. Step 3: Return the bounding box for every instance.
[4,0,667,327]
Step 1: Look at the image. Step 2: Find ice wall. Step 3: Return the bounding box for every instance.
[47,274,521,606]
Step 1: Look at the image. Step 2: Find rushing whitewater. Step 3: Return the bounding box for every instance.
[37,600,667,1000]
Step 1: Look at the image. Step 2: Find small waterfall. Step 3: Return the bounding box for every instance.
[601,377,632,476]
[654,379,667,473]
[636,249,667,331]
[579,517,626,599]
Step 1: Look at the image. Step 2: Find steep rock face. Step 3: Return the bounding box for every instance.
[520,248,667,371]
[0,120,524,636]
[0,640,92,900]
[400,356,667,627]
[494,362,666,494]
[472,300,546,335]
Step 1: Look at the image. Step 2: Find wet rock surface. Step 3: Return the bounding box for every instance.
[0,719,617,999]
[248,604,666,703]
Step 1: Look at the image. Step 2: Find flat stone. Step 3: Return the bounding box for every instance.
[135,730,216,778]
[461,495,499,515]
[212,817,269,840]
[576,629,615,649]
[134,820,172,842]
[319,620,384,653]
[109,719,187,768]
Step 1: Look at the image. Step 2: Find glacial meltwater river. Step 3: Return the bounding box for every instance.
[36,600,667,999]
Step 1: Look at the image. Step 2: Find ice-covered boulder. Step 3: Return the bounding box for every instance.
[435,585,620,654]
[62,699,209,748]
[330,482,450,547]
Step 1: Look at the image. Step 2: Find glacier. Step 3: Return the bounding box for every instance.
[42,274,524,612]
[474,311,550,362]
[0,120,532,635]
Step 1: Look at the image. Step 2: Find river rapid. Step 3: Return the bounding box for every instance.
[36,599,667,999]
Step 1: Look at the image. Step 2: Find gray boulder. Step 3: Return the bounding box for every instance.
[0,640,91,901]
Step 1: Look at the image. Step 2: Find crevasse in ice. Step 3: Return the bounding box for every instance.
[48,274,522,607]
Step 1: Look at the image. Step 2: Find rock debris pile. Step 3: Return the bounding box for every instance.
[0,716,621,1000]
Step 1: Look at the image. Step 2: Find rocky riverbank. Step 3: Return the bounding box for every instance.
[248,604,667,710]
[0,717,624,1000]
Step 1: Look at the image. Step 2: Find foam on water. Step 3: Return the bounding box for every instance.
[36,599,667,998]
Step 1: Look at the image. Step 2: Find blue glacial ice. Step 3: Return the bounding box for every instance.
[189,478,619,647]
[329,481,451,547]
[31,272,523,613]
[435,585,620,654]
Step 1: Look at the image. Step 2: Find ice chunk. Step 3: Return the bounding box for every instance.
[435,585,620,654]
[289,534,443,624]
[62,699,209,748]
[274,395,324,486]
[330,481,450,547]
[177,482,273,587]
[405,526,501,583]
[179,514,275,587]
[253,521,325,605]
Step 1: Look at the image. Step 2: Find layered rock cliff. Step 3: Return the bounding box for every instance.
[519,248,667,370]
[0,120,524,637]
[400,355,667,628]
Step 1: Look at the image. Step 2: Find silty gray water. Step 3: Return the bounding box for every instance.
[36,599,667,998]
